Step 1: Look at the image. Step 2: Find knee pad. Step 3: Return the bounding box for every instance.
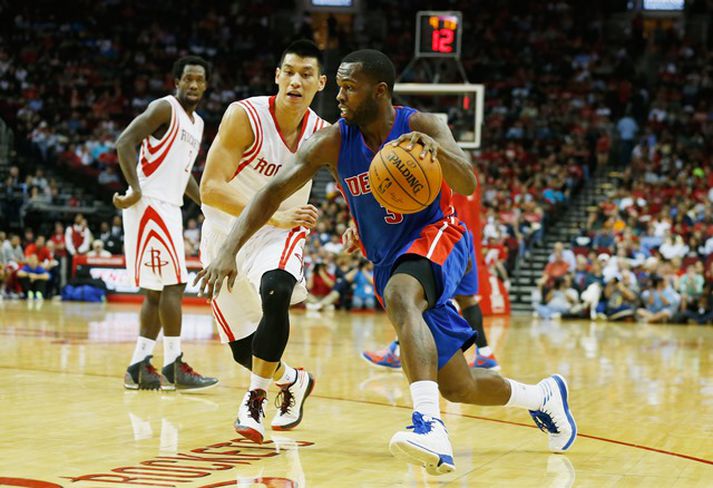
[259,269,296,311]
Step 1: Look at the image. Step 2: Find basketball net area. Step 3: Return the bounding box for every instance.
[393,83,485,149]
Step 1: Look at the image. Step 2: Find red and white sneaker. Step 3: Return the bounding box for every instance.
[234,389,267,444]
[271,369,315,431]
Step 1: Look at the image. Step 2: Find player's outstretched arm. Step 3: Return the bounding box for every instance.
[114,99,172,208]
[395,112,476,195]
[193,125,341,298]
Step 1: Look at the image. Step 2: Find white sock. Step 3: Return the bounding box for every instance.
[250,373,272,393]
[130,337,156,365]
[505,379,544,410]
[275,363,298,386]
[478,346,492,357]
[163,336,181,367]
[410,380,441,419]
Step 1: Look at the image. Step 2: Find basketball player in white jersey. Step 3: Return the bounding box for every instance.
[199,40,326,443]
[114,56,218,391]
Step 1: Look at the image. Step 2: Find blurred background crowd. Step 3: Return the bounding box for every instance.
[0,0,711,321]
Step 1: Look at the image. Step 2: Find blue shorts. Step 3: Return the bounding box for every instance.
[373,220,477,369]
[453,231,479,297]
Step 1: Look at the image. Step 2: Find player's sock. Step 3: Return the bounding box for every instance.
[410,380,441,419]
[274,362,297,386]
[130,336,156,365]
[250,372,272,393]
[163,336,181,367]
[505,379,544,410]
[478,346,493,357]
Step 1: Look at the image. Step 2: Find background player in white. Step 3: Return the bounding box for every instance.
[114,56,218,391]
[200,41,327,442]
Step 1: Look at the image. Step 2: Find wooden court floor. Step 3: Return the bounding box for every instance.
[1,300,712,487]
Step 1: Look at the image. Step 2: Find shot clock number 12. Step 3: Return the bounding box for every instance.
[416,11,462,58]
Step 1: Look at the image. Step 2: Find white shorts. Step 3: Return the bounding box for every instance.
[123,196,188,291]
[200,219,309,343]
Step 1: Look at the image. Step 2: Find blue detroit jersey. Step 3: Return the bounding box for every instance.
[337,106,455,268]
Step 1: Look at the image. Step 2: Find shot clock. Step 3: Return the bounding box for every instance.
[415,11,463,58]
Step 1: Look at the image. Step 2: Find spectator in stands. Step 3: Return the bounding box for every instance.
[678,265,705,314]
[183,218,201,254]
[538,243,571,290]
[616,111,638,165]
[49,222,68,286]
[64,213,92,259]
[534,276,579,320]
[351,260,376,311]
[601,270,639,321]
[306,261,336,306]
[637,275,680,324]
[87,240,111,258]
[17,253,50,300]
[2,233,24,268]
[548,242,576,273]
[98,221,122,255]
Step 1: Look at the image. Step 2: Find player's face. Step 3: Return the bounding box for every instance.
[175,65,207,105]
[275,54,326,107]
[336,62,379,126]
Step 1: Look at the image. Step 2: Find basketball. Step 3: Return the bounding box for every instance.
[369,141,442,214]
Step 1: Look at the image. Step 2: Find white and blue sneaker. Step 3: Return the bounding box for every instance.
[389,412,455,475]
[529,374,577,452]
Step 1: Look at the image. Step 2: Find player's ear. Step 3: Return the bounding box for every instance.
[317,74,327,92]
[274,67,281,85]
[375,82,389,100]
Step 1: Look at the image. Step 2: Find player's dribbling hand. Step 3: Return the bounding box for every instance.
[193,250,238,299]
[391,131,439,160]
[273,204,319,229]
[342,226,361,254]
[113,188,142,209]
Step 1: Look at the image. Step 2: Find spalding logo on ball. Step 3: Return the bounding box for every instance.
[369,141,442,214]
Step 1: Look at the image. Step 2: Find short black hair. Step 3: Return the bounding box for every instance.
[280,40,323,72]
[341,49,396,94]
[173,55,211,81]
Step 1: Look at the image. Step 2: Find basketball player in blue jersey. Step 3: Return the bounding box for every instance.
[195,49,576,476]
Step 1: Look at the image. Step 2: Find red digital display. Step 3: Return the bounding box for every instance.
[417,12,461,57]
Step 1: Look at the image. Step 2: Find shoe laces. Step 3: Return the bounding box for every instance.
[145,362,160,378]
[530,409,560,434]
[274,385,296,415]
[179,361,200,377]
[407,412,434,435]
[245,390,266,422]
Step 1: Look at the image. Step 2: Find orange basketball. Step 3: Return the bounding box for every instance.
[369,142,442,214]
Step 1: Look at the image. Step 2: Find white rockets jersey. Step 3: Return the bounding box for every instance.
[202,95,328,228]
[137,95,204,206]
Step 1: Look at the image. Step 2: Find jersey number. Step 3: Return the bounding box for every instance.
[383,207,403,224]
[184,151,193,172]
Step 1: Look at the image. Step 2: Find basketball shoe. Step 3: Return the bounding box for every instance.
[529,374,577,452]
[235,389,267,444]
[361,340,401,370]
[124,355,165,390]
[161,353,219,392]
[389,412,455,476]
[468,350,501,371]
[271,369,315,431]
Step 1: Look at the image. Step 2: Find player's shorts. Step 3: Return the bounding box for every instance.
[373,218,477,369]
[123,196,187,291]
[453,230,479,297]
[200,219,309,343]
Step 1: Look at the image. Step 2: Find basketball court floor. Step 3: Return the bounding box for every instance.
[1,300,711,487]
